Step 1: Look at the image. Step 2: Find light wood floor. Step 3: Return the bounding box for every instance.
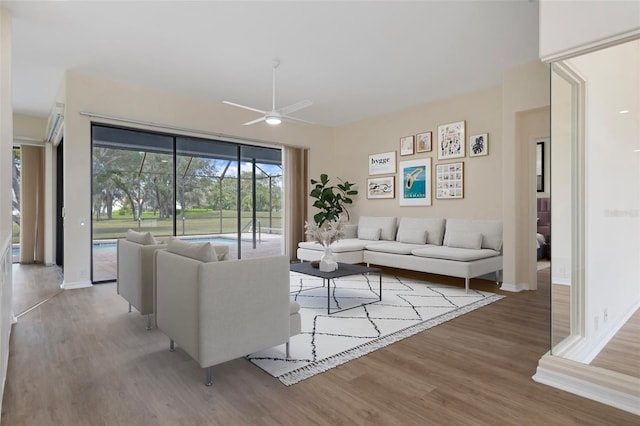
[2,265,638,425]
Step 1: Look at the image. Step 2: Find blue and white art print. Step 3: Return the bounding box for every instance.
[399,158,431,206]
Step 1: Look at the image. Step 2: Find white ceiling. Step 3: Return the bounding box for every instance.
[4,1,539,127]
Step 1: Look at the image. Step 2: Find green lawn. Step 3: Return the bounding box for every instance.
[11,211,281,243]
[93,210,281,239]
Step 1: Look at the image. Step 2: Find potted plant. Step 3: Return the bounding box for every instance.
[309,174,358,227]
[306,174,358,271]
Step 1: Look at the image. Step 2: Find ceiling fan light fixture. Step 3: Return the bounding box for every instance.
[265,115,282,125]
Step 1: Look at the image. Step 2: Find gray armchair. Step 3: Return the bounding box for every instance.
[155,241,300,386]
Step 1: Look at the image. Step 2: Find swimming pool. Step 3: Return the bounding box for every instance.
[12,236,252,258]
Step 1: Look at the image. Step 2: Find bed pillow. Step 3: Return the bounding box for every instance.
[445,231,483,250]
[126,229,156,245]
[167,240,218,262]
[358,227,381,241]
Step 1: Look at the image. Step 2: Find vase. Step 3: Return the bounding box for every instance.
[319,246,338,272]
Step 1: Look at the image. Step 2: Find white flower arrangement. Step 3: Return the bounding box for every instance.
[304,217,346,247]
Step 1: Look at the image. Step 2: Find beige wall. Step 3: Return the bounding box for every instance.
[13,113,47,141]
[502,60,551,291]
[41,64,549,291]
[515,107,550,291]
[62,71,335,287]
[332,86,503,222]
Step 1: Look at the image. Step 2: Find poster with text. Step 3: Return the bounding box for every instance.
[399,158,431,206]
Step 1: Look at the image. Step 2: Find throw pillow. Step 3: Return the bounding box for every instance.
[126,229,156,245]
[397,228,428,245]
[446,231,483,250]
[358,227,381,241]
[343,224,358,239]
[447,231,482,250]
[167,240,218,262]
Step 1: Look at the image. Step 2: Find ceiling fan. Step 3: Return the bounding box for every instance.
[223,60,313,126]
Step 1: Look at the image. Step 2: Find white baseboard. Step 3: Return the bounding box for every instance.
[581,299,640,364]
[60,280,93,290]
[533,352,640,415]
[499,281,526,292]
[551,276,571,286]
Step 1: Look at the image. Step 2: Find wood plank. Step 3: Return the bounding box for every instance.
[2,264,638,425]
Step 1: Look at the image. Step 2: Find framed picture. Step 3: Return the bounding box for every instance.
[400,135,415,156]
[368,151,396,175]
[469,133,489,157]
[437,120,466,160]
[367,176,395,199]
[416,131,432,152]
[436,162,464,199]
[536,141,544,192]
[399,158,431,206]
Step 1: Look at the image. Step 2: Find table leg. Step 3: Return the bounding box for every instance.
[379,272,382,301]
[326,278,330,314]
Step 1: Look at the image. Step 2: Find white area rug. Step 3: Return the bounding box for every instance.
[248,272,504,385]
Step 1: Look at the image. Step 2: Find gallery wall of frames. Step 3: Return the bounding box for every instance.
[367,120,489,206]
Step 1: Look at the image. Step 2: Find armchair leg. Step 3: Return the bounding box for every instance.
[465,278,469,293]
[128,303,132,313]
[205,367,213,387]
[146,314,152,330]
[286,341,291,358]
[169,339,175,352]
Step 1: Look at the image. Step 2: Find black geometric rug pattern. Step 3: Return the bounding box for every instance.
[248,272,504,385]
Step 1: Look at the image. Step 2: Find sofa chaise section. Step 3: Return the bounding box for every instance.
[297,216,396,263]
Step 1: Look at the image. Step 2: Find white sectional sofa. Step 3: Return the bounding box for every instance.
[297,216,503,292]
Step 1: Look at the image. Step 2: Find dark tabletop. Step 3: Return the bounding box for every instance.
[290,262,380,279]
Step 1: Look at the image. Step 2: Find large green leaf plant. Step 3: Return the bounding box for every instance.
[309,174,358,227]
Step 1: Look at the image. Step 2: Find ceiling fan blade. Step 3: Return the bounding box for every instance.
[278,99,312,115]
[243,116,266,126]
[223,101,266,115]
[282,114,314,126]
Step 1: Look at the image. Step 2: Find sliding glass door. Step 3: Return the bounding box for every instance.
[91,125,283,282]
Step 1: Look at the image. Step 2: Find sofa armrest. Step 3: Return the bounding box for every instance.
[118,239,169,314]
[197,256,290,367]
[155,250,202,361]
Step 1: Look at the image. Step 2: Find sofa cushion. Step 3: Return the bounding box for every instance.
[126,229,156,245]
[444,219,503,251]
[396,228,427,245]
[358,216,397,241]
[396,217,446,246]
[365,241,432,255]
[411,246,500,262]
[358,227,381,241]
[167,239,218,263]
[343,224,358,239]
[446,231,483,250]
[298,238,376,253]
